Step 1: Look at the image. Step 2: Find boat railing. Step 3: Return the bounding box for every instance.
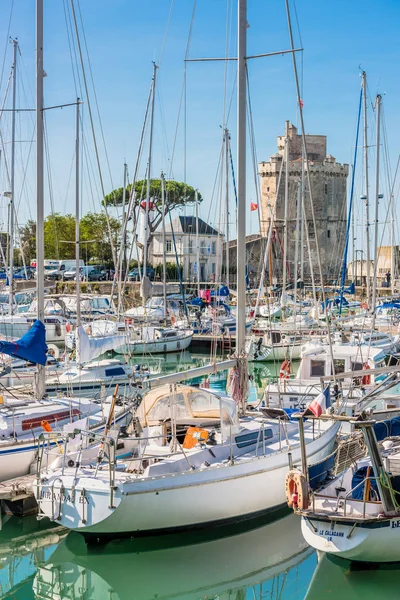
[311,476,379,519]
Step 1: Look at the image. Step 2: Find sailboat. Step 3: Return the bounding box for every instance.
[34,0,340,541]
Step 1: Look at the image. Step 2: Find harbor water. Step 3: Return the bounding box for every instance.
[2,350,400,600]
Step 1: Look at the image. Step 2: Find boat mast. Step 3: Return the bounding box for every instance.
[236,0,247,355]
[8,39,18,317]
[195,189,200,296]
[75,98,81,333]
[36,0,45,399]
[300,153,305,282]
[371,94,382,310]
[161,171,167,317]
[143,62,157,281]
[362,71,371,308]
[224,128,230,288]
[282,120,289,299]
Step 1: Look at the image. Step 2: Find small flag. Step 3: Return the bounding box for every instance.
[250,202,258,211]
[299,99,304,109]
[306,386,330,417]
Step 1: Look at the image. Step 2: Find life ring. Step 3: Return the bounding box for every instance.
[279,359,291,380]
[285,470,309,510]
[65,321,72,333]
[360,302,368,310]
[171,315,176,325]
[47,344,60,360]
[362,363,371,385]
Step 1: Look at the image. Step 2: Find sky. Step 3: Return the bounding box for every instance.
[0,0,400,248]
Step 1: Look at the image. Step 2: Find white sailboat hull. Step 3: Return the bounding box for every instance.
[114,332,193,355]
[301,515,400,563]
[247,338,302,362]
[36,422,339,536]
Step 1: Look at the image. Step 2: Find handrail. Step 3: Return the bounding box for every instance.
[342,476,378,518]
[320,364,400,384]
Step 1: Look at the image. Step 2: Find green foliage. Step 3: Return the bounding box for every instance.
[18,220,37,264]
[80,212,121,265]
[43,214,76,259]
[155,261,181,280]
[18,212,121,266]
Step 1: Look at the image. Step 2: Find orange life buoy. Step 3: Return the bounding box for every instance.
[182,427,209,449]
[279,359,291,380]
[65,321,71,333]
[285,470,309,510]
[362,363,371,385]
[360,302,368,310]
[171,315,176,325]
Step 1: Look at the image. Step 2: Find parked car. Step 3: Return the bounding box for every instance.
[63,266,79,281]
[127,267,155,281]
[87,268,107,281]
[14,267,35,280]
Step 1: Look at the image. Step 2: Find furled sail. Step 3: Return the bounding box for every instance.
[0,319,48,365]
[76,325,125,364]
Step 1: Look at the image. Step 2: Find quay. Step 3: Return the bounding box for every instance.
[0,474,37,517]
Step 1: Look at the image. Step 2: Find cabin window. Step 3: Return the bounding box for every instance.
[310,360,325,377]
[333,359,345,374]
[270,331,281,344]
[351,361,363,371]
[235,429,273,449]
[105,367,125,377]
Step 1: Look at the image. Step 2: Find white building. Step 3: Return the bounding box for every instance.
[151,216,224,281]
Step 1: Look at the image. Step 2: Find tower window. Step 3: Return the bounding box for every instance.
[327,230,331,238]
[267,187,270,192]
[324,184,328,195]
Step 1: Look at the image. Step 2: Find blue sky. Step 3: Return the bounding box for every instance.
[0,0,399,245]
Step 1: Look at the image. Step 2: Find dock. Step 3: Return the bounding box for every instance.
[191,333,236,352]
[0,474,37,517]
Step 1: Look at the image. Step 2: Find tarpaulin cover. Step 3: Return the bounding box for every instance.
[0,319,48,365]
[210,286,229,297]
[373,416,400,442]
[351,465,379,500]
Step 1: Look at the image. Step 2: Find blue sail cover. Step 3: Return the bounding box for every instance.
[0,319,47,365]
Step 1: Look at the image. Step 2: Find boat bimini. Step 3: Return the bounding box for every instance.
[35,383,340,540]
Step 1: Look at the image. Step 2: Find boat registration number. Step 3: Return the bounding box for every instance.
[318,528,344,541]
[40,490,89,504]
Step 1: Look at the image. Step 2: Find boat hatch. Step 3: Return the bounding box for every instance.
[105,367,126,377]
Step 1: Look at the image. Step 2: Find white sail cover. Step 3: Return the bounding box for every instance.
[76,325,125,364]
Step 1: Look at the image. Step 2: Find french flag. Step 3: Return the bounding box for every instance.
[307,386,330,417]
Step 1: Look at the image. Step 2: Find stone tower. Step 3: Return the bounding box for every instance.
[258,123,349,283]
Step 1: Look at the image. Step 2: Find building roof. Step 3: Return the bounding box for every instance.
[162,216,221,236]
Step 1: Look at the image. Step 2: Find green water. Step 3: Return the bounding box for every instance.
[2,351,400,599]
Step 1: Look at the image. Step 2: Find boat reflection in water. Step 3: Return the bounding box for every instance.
[0,515,67,599]
[32,514,313,600]
[305,552,400,600]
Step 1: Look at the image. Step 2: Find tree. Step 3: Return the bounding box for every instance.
[80,212,121,265]
[19,212,121,266]
[44,214,76,259]
[19,219,36,264]
[103,179,202,235]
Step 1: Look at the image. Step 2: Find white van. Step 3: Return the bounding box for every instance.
[42,259,84,281]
